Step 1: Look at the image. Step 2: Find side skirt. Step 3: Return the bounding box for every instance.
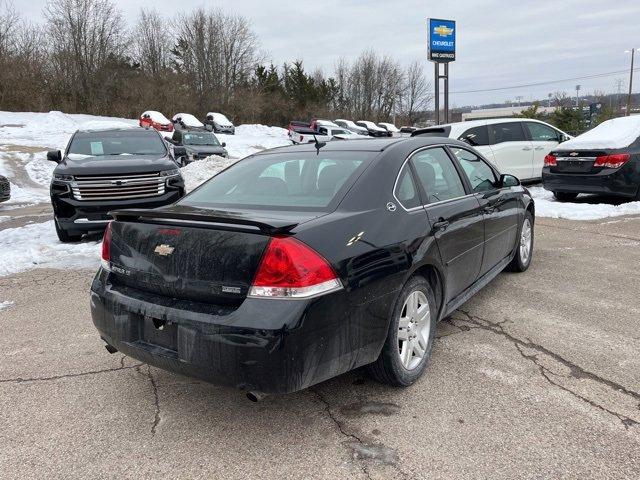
[442,252,514,319]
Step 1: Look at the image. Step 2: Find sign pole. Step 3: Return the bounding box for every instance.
[444,63,449,124]
[434,63,440,125]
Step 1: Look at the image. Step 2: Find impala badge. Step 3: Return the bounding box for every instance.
[154,244,174,256]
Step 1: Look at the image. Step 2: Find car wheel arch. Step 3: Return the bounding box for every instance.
[407,263,445,321]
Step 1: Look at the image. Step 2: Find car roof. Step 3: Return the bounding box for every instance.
[75,126,148,134]
[254,137,469,156]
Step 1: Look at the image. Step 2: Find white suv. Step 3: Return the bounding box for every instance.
[413,118,571,181]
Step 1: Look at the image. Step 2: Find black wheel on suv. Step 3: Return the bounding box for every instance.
[553,191,578,202]
[54,218,82,243]
[368,275,437,387]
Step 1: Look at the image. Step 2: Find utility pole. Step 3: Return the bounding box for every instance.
[615,78,623,112]
[548,93,552,108]
[575,85,581,108]
[626,48,635,116]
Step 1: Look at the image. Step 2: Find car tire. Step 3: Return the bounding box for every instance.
[506,211,534,272]
[368,275,437,387]
[54,219,82,243]
[553,191,578,202]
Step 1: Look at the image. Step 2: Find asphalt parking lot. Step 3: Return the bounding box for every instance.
[1,214,639,479]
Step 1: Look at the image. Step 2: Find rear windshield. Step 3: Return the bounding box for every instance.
[413,126,452,138]
[180,151,374,211]
[68,130,166,156]
[183,132,221,146]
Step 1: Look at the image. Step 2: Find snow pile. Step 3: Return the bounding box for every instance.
[25,155,56,188]
[0,300,14,311]
[0,221,101,276]
[0,111,137,150]
[219,124,290,159]
[529,186,640,220]
[181,155,239,192]
[558,116,640,150]
[1,182,48,205]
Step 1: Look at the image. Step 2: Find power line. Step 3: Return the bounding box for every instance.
[450,67,640,94]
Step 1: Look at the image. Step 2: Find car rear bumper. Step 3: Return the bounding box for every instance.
[542,166,639,198]
[51,184,184,233]
[90,269,393,394]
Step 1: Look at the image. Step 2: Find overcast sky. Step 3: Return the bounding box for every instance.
[20,0,640,107]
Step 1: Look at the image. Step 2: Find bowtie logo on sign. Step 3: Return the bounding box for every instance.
[433,25,453,37]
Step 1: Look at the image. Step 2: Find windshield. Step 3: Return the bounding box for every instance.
[180,151,374,211]
[68,130,166,156]
[332,129,351,135]
[183,132,221,146]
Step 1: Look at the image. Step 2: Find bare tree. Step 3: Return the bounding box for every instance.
[44,0,126,112]
[172,8,260,112]
[132,8,171,76]
[401,60,432,125]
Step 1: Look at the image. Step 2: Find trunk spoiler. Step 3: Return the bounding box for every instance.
[109,209,298,235]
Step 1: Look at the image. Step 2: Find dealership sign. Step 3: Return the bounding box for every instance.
[428,18,456,62]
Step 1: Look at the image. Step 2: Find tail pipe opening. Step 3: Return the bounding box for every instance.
[246,391,267,402]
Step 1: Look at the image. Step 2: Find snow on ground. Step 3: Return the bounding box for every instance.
[529,186,640,220]
[0,301,14,311]
[0,220,101,276]
[218,124,289,159]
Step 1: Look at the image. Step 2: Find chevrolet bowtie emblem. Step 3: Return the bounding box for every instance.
[434,25,454,36]
[569,152,579,156]
[154,244,175,256]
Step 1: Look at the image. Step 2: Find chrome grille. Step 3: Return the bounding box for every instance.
[71,172,165,201]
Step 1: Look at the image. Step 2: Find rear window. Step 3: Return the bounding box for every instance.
[68,130,166,156]
[413,126,452,138]
[180,151,374,211]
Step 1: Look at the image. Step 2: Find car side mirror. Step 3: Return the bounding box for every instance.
[173,146,187,158]
[499,174,520,188]
[47,150,62,163]
[221,142,226,148]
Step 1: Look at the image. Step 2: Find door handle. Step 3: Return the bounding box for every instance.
[534,146,544,150]
[432,219,450,231]
[522,146,532,151]
[483,206,496,214]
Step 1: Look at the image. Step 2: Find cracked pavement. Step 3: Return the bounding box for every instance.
[1,215,639,479]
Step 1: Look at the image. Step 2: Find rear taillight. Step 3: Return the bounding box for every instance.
[544,154,557,167]
[101,221,112,270]
[249,237,342,299]
[593,153,630,169]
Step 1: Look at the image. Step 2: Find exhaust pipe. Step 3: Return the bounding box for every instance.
[104,343,118,354]
[246,391,267,402]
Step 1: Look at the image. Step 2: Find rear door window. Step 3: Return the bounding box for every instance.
[181,152,373,211]
[451,147,497,193]
[458,126,490,146]
[394,163,421,209]
[489,122,526,144]
[410,147,466,203]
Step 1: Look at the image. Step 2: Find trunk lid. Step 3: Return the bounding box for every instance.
[551,150,607,174]
[107,206,324,304]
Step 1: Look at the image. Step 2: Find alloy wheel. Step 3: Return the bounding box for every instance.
[520,218,532,265]
[397,290,430,370]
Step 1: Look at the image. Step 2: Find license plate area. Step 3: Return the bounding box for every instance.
[141,316,178,350]
[555,157,595,173]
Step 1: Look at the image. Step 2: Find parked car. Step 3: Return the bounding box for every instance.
[334,119,369,136]
[287,121,331,145]
[379,122,400,135]
[356,120,391,137]
[204,112,235,135]
[139,111,173,134]
[399,126,418,136]
[172,113,207,131]
[47,127,185,242]
[0,175,9,203]
[171,129,228,166]
[412,118,571,182]
[91,137,534,397]
[316,125,361,140]
[542,115,640,201]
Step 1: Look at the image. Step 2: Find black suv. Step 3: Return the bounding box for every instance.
[48,127,186,242]
[170,130,228,166]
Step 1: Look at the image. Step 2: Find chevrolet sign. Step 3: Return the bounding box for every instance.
[428,18,456,62]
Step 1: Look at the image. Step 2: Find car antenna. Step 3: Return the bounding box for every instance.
[312,134,326,155]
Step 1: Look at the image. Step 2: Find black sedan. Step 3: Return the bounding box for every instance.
[542,119,640,201]
[90,137,535,398]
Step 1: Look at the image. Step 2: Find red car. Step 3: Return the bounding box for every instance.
[139,111,174,133]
